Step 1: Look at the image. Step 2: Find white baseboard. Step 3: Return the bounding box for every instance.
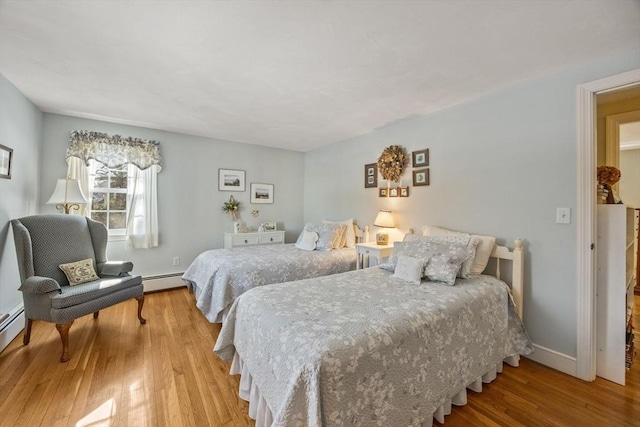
[0,311,25,353]
[142,273,186,293]
[524,343,577,377]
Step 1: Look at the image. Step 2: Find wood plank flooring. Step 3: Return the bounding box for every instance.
[1,289,638,427]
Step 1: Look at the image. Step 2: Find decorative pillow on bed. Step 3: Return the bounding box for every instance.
[296,223,346,251]
[295,231,319,251]
[423,245,471,286]
[422,225,496,275]
[322,218,356,248]
[391,255,426,284]
[404,234,479,278]
[382,240,472,285]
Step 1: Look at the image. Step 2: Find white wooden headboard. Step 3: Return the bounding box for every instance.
[490,239,524,320]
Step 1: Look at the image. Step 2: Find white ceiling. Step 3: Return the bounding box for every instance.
[1,1,639,152]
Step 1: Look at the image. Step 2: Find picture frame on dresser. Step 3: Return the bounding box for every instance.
[219,169,246,191]
[250,183,274,204]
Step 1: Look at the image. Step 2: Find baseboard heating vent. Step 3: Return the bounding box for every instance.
[0,304,25,352]
[142,273,186,293]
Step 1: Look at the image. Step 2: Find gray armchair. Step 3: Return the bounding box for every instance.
[11,214,145,362]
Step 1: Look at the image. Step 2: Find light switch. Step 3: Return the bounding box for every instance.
[556,208,571,224]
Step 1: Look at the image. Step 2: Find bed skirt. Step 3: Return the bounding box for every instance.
[229,351,520,427]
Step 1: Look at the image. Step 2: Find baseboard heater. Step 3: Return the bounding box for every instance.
[0,304,25,352]
[142,272,186,293]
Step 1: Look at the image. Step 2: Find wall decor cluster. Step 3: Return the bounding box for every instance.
[0,144,13,179]
[411,148,430,186]
[218,168,275,225]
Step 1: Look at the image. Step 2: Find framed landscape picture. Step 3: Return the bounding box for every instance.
[0,144,13,179]
[219,169,245,191]
[364,163,378,188]
[250,183,274,204]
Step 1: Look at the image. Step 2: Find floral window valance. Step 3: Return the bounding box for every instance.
[66,130,162,171]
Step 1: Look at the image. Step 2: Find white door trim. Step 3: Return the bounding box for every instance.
[576,68,640,381]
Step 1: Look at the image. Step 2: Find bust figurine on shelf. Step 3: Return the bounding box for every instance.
[597,166,622,204]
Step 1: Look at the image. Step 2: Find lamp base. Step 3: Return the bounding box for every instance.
[376,232,389,245]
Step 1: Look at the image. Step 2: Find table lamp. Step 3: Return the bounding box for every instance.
[46,178,89,214]
[373,209,395,245]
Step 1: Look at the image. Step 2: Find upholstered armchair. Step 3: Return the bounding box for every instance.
[11,214,145,362]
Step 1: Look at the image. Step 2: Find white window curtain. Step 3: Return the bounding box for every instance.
[65,130,162,249]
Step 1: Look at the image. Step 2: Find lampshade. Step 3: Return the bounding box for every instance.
[47,178,89,214]
[373,210,395,228]
[373,210,395,245]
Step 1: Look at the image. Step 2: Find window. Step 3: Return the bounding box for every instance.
[88,161,129,236]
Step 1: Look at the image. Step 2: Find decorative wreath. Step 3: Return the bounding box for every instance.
[377,145,408,182]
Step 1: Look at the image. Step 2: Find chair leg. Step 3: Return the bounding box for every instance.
[56,320,74,363]
[93,311,99,319]
[23,318,32,345]
[136,295,146,324]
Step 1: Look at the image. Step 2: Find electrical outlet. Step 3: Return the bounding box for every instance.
[172,256,180,266]
[556,208,571,224]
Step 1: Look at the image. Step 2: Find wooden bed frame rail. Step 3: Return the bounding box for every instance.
[491,239,524,320]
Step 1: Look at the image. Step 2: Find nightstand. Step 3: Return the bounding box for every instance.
[355,242,394,269]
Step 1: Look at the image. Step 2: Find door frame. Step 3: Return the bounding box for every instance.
[576,68,640,381]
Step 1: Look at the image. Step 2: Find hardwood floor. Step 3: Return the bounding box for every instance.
[1,289,639,427]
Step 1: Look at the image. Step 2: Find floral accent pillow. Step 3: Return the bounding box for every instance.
[404,234,479,278]
[381,240,472,285]
[59,258,100,286]
[391,255,426,285]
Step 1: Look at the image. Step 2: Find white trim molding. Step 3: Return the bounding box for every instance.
[525,344,577,378]
[0,305,25,353]
[576,68,640,381]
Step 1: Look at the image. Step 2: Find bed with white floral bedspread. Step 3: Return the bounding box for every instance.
[182,244,356,323]
[214,243,532,426]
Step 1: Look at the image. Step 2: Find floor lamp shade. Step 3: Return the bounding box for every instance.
[373,210,395,245]
[47,178,89,214]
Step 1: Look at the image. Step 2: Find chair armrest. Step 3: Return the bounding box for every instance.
[97,261,134,277]
[19,276,61,294]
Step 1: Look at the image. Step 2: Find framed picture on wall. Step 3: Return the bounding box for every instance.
[364,163,378,188]
[399,186,409,197]
[412,168,429,186]
[250,183,274,204]
[389,187,399,197]
[412,149,429,167]
[379,187,388,197]
[0,144,13,179]
[219,169,246,191]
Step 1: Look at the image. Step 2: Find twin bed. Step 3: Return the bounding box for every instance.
[185,224,532,426]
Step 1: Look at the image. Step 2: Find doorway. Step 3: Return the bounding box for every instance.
[576,69,640,382]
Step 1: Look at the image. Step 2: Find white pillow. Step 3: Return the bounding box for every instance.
[322,218,355,248]
[296,222,346,251]
[295,231,319,251]
[405,234,478,278]
[422,225,496,275]
[391,255,425,285]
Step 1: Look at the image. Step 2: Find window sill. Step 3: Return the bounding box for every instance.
[108,234,126,242]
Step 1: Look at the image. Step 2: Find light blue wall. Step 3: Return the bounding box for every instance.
[40,114,305,277]
[0,74,43,320]
[303,49,640,358]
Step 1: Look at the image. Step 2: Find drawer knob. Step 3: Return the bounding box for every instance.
[244,239,248,243]
[270,238,273,241]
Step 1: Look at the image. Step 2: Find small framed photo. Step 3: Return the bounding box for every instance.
[250,182,274,204]
[412,168,429,186]
[219,169,246,191]
[389,187,399,197]
[364,163,378,188]
[399,186,409,197]
[262,221,277,231]
[379,187,388,197]
[412,149,429,167]
[0,144,13,179]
